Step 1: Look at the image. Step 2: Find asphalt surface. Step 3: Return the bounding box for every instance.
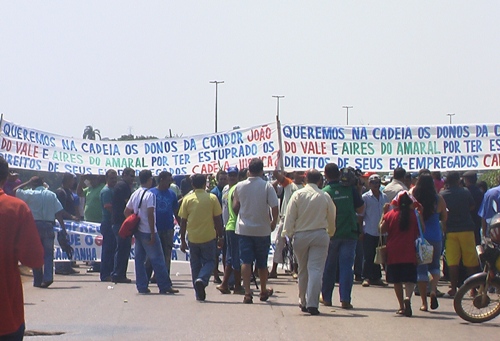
[21,261,498,340]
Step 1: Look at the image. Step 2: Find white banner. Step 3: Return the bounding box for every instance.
[54,221,278,263]
[281,123,500,171]
[3,116,499,173]
[0,118,279,175]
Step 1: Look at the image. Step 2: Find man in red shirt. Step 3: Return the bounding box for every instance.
[0,156,44,339]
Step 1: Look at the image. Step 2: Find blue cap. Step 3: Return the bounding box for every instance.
[227,166,239,174]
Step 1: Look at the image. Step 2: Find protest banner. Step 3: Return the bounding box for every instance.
[0,117,279,174]
[54,220,277,264]
[2,115,499,173]
[281,123,500,171]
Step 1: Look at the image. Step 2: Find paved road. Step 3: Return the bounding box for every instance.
[22,261,498,340]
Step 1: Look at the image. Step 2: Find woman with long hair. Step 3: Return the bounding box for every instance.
[380,191,423,317]
[412,174,447,311]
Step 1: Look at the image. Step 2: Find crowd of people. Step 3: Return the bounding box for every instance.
[3,153,500,338]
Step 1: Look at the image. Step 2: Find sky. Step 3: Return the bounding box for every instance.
[1,1,499,140]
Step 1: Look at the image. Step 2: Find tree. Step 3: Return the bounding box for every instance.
[83,126,101,140]
[480,170,500,189]
[115,134,158,141]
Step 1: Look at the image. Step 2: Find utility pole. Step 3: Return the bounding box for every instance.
[447,113,455,125]
[209,80,224,132]
[343,106,353,125]
[272,95,285,119]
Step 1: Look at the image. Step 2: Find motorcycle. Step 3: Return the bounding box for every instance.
[453,213,500,323]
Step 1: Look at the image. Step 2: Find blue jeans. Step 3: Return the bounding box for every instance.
[33,221,55,286]
[354,238,363,278]
[146,229,174,278]
[134,232,172,292]
[188,239,216,292]
[111,223,132,280]
[225,230,241,271]
[100,221,116,281]
[321,238,357,304]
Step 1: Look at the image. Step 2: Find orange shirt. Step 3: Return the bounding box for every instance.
[0,189,44,335]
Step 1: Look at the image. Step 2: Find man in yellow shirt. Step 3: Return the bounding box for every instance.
[179,174,224,301]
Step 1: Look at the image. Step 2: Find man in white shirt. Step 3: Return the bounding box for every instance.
[125,170,177,295]
[283,169,336,315]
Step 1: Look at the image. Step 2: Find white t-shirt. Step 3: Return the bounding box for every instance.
[126,187,156,233]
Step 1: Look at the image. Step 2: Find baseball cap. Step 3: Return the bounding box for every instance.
[362,172,376,178]
[368,174,381,182]
[227,166,239,174]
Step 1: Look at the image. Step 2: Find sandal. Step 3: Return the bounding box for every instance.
[396,309,405,315]
[430,294,439,310]
[243,294,253,304]
[259,288,274,302]
[419,306,428,312]
[216,285,231,294]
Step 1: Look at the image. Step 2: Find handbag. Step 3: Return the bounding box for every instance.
[118,189,147,238]
[415,209,433,265]
[374,234,387,265]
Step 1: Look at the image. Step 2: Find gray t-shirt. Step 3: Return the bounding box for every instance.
[441,186,475,233]
[234,177,279,237]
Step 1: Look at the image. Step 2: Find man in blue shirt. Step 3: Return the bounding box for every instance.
[148,171,179,280]
[478,174,500,239]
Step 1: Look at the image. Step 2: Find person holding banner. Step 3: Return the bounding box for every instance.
[111,167,135,284]
[14,175,68,289]
[0,156,44,340]
[269,170,304,279]
[54,173,80,275]
[77,174,106,273]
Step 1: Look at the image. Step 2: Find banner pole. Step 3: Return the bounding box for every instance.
[276,114,285,172]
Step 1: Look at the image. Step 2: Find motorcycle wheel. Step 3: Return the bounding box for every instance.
[453,276,500,323]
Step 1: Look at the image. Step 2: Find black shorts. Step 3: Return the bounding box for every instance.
[386,263,417,284]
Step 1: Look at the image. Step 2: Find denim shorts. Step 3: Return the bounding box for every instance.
[238,235,271,269]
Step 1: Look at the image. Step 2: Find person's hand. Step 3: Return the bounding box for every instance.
[148,235,155,245]
[217,237,224,249]
[180,241,188,253]
[382,203,390,214]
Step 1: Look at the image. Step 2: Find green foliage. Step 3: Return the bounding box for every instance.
[115,134,158,141]
[479,170,500,189]
[83,126,101,140]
